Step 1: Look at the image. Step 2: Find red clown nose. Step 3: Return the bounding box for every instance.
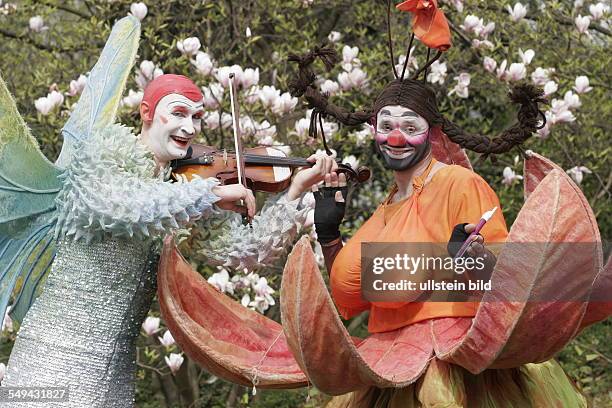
[387,130,407,147]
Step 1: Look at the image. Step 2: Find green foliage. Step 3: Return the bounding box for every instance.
[0,0,609,406]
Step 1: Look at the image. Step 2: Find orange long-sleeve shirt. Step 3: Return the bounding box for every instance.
[330,164,508,333]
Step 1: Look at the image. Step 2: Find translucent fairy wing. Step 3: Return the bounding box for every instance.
[0,73,61,328]
[0,214,56,326]
[56,16,141,168]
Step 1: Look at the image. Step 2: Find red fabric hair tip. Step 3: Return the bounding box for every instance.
[396,0,452,51]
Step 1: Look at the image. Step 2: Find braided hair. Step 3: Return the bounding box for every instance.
[288,46,547,157]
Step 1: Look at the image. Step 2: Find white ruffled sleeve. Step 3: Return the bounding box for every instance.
[54,124,221,242]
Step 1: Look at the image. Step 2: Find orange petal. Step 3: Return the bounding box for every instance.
[281,237,433,395]
[437,168,601,373]
[430,127,472,170]
[158,237,307,389]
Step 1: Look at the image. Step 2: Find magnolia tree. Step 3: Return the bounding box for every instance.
[0,0,610,406]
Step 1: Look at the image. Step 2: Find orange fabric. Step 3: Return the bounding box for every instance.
[330,164,508,333]
[396,0,452,51]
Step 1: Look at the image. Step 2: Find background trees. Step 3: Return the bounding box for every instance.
[0,0,609,406]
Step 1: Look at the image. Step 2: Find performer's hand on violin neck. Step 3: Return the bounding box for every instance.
[212,184,256,218]
[313,171,348,244]
[287,153,338,201]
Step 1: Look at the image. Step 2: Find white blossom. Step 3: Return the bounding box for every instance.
[496,59,508,80]
[506,63,527,81]
[589,2,609,20]
[142,316,160,336]
[518,48,535,65]
[460,15,483,34]
[158,330,175,347]
[342,155,359,170]
[129,2,147,21]
[531,67,551,86]
[479,22,495,38]
[244,85,261,104]
[135,60,163,89]
[320,79,340,96]
[258,85,281,109]
[549,99,576,124]
[536,122,551,138]
[241,293,251,307]
[566,166,592,185]
[207,268,234,294]
[353,125,373,146]
[575,15,591,34]
[471,39,494,50]
[328,31,342,42]
[0,362,5,383]
[2,307,13,333]
[272,92,298,115]
[122,89,143,109]
[177,37,201,56]
[543,80,558,96]
[245,26,252,37]
[29,16,47,32]
[67,75,88,97]
[164,353,184,374]
[426,60,447,84]
[506,3,528,22]
[573,76,592,93]
[191,51,215,77]
[294,117,310,138]
[201,82,224,109]
[35,90,64,115]
[342,45,359,64]
[574,0,584,9]
[483,57,497,73]
[502,167,523,185]
[448,73,471,98]
[215,65,243,88]
[394,48,418,76]
[241,68,259,89]
[563,90,581,109]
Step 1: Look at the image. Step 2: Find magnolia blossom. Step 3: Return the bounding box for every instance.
[177,37,201,56]
[258,85,281,109]
[479,22,495,38]
[342,155,359,170]
[337,68,368,91]
[135,60,163,89]
[294,117,310,138]
[35,90,64,115]
[573,76,592,93]
[272,92,298,115]
[142,316,160,336]
[531,67,551,86]
[471,39,494,50]
[245,26,252,38]
[589,2,609,20]
[483,57,497,73]
[426,60,447,84]
[342,45,359,64]
[2,307,13,333]
[536,122,551,138]
[543,81,558,96]
[563,90,581,109]
[506,3,528,22]
[496,59,508,80]
[122,89,143,109]
[29,16,47,32]
[394,49,419,76]
[164,353,184,374]
[575,15,591,34]
[158,330,175,347]
[241,68,259,89]
[244,85,261,104]
[215,65,243,88]
[0,362,5,383]
[460,15,483,34]
[249,277,276,313]
[518,48,535,65]
[208,268,234,294]
[201,82,224,109]
[203,111,223,130]
[448,73,471,98]
[129,2,147,21]
[191,51,215,77]
[574,0,584,9]
[320,79,340,96]
[548,99,576,124]
[328,31,342,42]
[353,125,373,146]
[502,167,523,185]
[566,166,592,185]
[67,75,87,97]
[506,63,527,81]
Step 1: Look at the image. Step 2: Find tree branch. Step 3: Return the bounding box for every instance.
[36,0,91,20]
[0,28,82,53]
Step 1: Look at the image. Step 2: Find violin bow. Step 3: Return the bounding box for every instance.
[228,73,251,222]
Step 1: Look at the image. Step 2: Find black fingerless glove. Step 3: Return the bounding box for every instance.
[447,223,469,257]
[313,186,348,244]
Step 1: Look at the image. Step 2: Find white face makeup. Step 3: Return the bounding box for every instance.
[374,105,431,171]
[145,93,204,164]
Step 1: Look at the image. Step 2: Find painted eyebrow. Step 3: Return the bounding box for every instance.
[401,111,418,117]
[168,100,205,110]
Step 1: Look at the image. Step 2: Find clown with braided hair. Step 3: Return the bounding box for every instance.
[276,1,602,407]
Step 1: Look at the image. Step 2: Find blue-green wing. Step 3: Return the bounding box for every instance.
[56,15,141,167]
[0,73,61,327]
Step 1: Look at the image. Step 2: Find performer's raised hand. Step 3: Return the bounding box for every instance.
[212,184,256,218]
[312,172,348,244]
[286,153,337,201]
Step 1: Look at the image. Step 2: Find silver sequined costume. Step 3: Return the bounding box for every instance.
[2,125,307,407]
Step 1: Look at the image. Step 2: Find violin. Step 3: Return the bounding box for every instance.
[171,143,371,193]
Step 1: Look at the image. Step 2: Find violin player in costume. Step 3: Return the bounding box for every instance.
[0,16,334,407]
